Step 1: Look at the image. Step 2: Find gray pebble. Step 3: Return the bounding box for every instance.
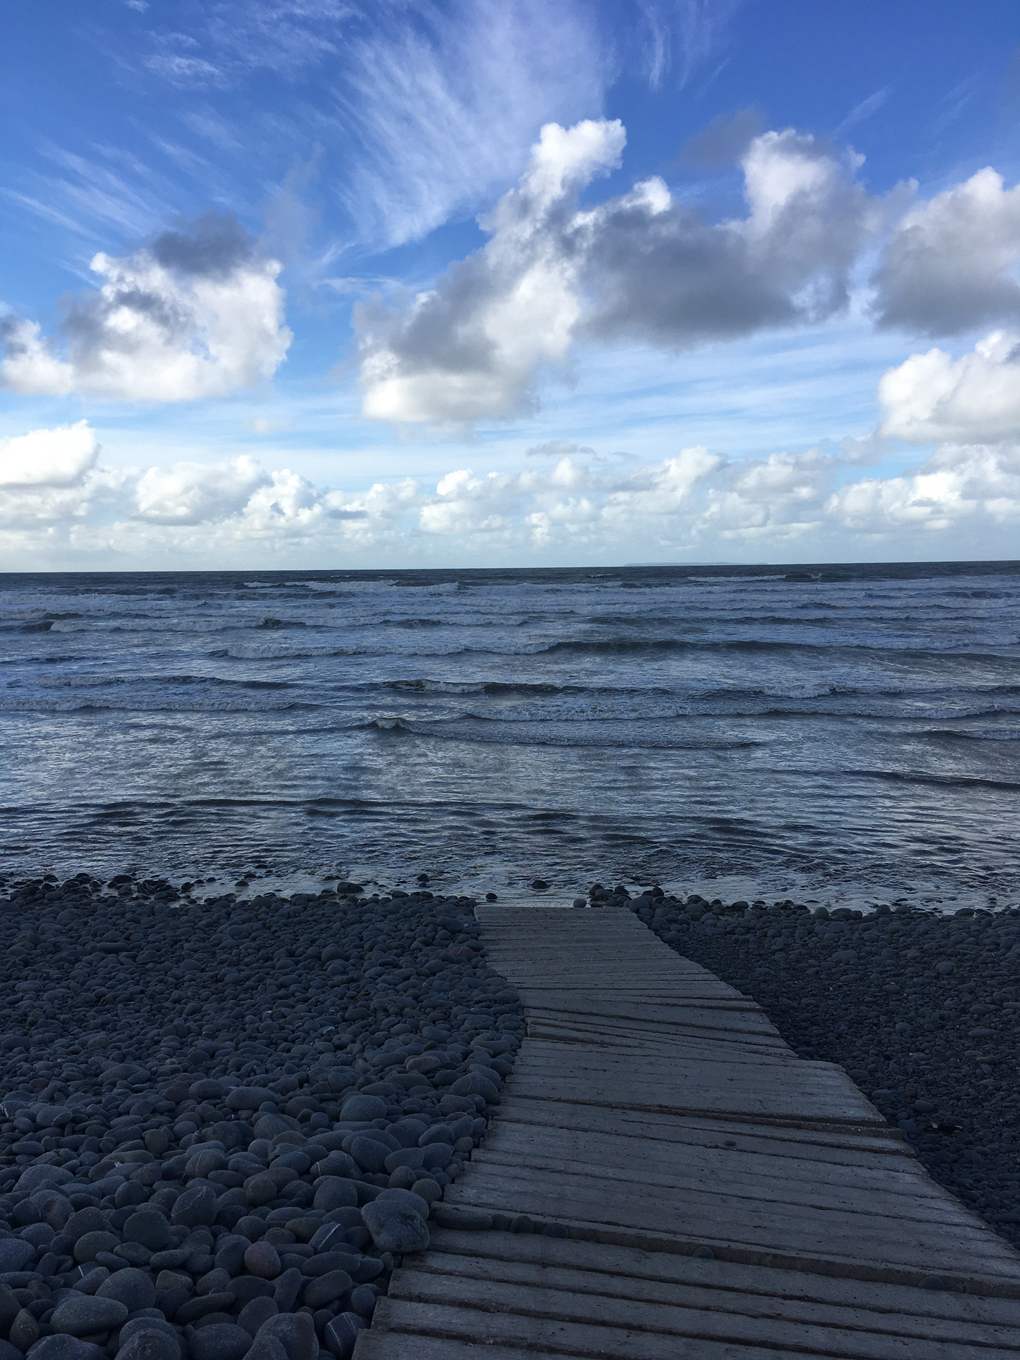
[301,1270,352,1309]
[189,1324,253,1360]
[25,1339,104,1360]
[50,1294,129,1336]
[97,1268,157,1312]
[115,1331,180,1360]
[237,1299,278,1340]
[243,1242,281,1280]
[0,1241,33,1273]
[247,1314,316,1360]
[322,1314,366,1360]
[360,1200,429,1254]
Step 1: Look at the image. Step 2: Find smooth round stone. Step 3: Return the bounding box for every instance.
[225,1088,274,1112]
[339,1096,387,1122]
[360,1200,429,1254]
[410,1178,442,1204]
[171,1186,216,1228]
[347,1137,389,1175]
[96,1268,157,1312]
[0,1239,34,1272]
[301,1270,352,1309]
[25,1338,104,1360]
[237,1299,278,1340]
[64,1209,109,1244]
[118,1320,178,1348]
[449,1072,499,1102]
[114,1331,180,1360]
[312,1179,358,1212]
[73,1231,121,1264]
[189,1079,227,1102]
[420,1143,452,1173]
[50,1294,129,1336]
[243,1241,281,1280]
[323,1313,367,1360]
[14,1166,73,1194]
[243,1176,278,1209]
[375,1188,430,1219]
[347,1286,376,1319]
[9,1309,39,1352]
[189,1325,252,1360]
[247,1314,316,1360]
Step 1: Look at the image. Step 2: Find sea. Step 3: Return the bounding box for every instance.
[0,561,1017,911]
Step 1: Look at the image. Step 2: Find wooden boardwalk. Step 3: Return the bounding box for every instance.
[355,904,1020,1358]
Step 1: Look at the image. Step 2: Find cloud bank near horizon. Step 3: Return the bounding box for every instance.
[3,387,1016,567]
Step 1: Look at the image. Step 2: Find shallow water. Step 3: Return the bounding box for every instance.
[1,561,1017,902]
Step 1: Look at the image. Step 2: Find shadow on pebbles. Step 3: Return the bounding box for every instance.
[0,873,523,1360]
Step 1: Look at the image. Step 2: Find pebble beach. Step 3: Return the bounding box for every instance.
[4,870,1020,1360]
[0,874,521,1360]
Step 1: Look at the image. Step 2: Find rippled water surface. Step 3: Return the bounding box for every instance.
[1,563,1017,898]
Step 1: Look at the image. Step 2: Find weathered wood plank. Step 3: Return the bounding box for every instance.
[368,1297,879,1360]
[491,1103,911,1158]
[426,1229,1020,1326]
[389,1270,1020,1360]
[352,904,1020,1360]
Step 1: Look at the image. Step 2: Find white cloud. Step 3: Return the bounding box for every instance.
[0,214,291,402]
[2,421,1018,566]
[356,119,885,426]
[357,119,626,424]
[135,456,270,523]
[872,168,1020,335]
[0,421,98,487]
[827,443,1020,534]
[878,331,1020,444]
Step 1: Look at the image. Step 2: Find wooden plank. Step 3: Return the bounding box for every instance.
[352,905,1020,1360]
[354,1335,586,1360]
[472,1148,979,1221]
[427,1230,1020,1326]
[504,1073,883,1126]
[389,1269,1020,1360]
[492,1103,911,1159]
[370,1297,869,1360]
[443,1172,1015,1273]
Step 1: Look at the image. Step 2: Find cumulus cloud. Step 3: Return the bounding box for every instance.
[872,168,1020,335]
[0,422,124,531]
[879,331,1020,445]
[0,420,98,487]
[2,422,1018,563]
[586,129,879,346]
[827,443,1020,534]
[0,213,291,402]
[357,119,626,424]
[135,455,271,523]
[356,119,884,425]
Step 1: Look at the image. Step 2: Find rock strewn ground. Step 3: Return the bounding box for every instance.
[596,884,1020,1249]
[0,872,523,1360]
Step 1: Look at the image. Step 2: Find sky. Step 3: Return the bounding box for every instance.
[0,0,1018,570]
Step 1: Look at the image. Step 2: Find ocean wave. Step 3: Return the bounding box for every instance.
[366,714,772,750]
[923,727,1020,742]
[0,696,317,714]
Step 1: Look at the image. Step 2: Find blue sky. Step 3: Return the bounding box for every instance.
[1,0,1018,568]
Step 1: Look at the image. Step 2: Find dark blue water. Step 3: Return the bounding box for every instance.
[1,562,1017,903]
